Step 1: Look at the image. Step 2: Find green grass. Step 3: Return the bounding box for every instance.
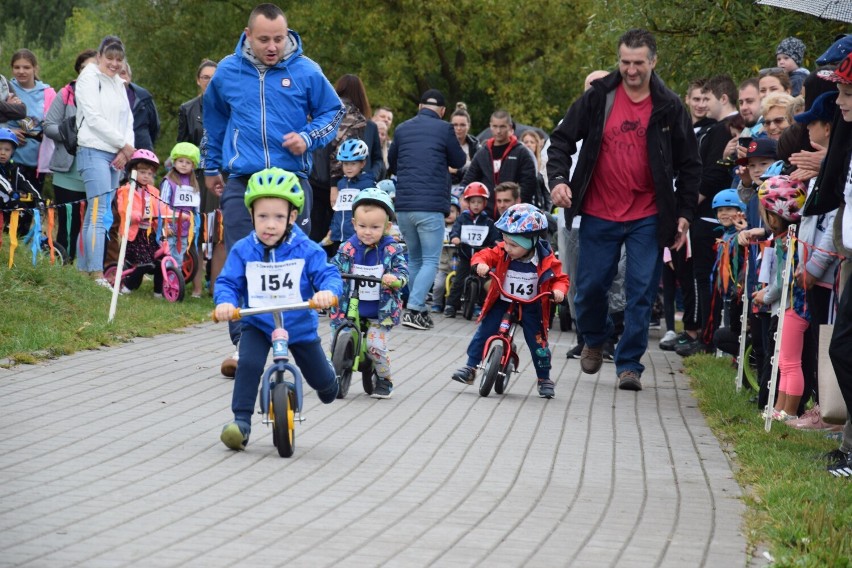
[684,354,852,568]
[0,239,213,365]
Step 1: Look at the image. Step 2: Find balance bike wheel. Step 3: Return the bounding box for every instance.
[40,240,68,266]
[271,382,295,458]
[332,330,355,399]
[162,264,186,303]
[743,344,759,391]
[495,353,515,395]
[463,279,479,321]
[362,361,376,395]
[479,342,503,397]
[182,244,199,282]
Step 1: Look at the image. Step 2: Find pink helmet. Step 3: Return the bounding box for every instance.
[127,149,160,170]
[757,175,806,222]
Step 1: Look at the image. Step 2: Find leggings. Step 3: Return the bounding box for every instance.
[365,322,392,381]
[778,309,809,397]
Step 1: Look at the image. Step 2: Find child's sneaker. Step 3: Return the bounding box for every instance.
[444,306,456,318]
[431,304,443,314]
[371,378,393,399]
[220,420,250,451]
[153,292,164,299]
[538,379,555,398]
[451,366,475,385]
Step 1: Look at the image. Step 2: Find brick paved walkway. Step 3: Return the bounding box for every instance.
[0,318,745,567]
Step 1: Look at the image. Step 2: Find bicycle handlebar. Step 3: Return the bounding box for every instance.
[341,273,403,289]
[212,297,338,322]
[486,271,553,304]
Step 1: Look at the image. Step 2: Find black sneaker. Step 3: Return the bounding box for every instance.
[452,366,475,385]
[661,331,693,351]
[827,451,852,477]
[676,339,714,357]
[371,378,393,399]
[402,310,428,330]
[422,311,434,328]
[444,306,457,318]
[566,342,584,359]
[538,379,555,398]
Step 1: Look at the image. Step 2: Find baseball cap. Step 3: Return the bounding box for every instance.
[736,137,778,166]
[420,88,446,106]
[794,91,839,124]
[817,52,852,84]
[817,34,852,66]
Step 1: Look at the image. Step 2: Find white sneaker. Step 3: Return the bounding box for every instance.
[659,330,677,347]
[119,285,132,295]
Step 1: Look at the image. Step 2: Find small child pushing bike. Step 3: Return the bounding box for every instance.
[451,204,568,398]
[214,168,342,451]
[330,188,409,399]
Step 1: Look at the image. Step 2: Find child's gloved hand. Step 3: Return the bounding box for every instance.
[475,263,489,277]
[312,290,336,309]
[214,303,236,321]
[552,289,565,304]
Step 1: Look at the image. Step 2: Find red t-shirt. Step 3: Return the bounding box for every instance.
[581,85,657,222]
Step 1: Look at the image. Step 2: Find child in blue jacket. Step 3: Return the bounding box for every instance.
[328,138,375,252]
[214,168,342,451]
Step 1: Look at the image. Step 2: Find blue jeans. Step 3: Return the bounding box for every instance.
[77,147,119,273]
[575,214,662,376]
[220,175,314,345]
[397,211,444,311]
[232,325,337,426]
[466,299,552,380]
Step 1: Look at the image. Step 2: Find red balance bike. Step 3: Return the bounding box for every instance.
[478,271,553,397]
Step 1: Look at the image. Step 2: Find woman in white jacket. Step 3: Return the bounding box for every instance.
[75,36,135,285]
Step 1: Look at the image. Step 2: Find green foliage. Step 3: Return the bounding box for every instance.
[685,354,852,567]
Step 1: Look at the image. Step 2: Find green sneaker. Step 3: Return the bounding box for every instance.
[220,421,250,450]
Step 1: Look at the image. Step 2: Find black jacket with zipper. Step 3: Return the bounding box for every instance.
[546,71,701,247]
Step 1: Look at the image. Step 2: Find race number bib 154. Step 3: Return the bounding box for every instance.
[175,185,200,208]
[333,188,360,211]
[352,264,383,301]
[246,259,304,307]
[460,225,488,246]
[501,270,538,302]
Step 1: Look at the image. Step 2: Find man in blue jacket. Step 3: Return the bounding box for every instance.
[203,2,344,376]
[388,89,467,330]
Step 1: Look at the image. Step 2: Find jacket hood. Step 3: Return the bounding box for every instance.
[12,78,49,95]
[234,29,303,68]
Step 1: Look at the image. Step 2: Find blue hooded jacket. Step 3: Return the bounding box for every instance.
[202,30,344,178]
[214,225,343,343]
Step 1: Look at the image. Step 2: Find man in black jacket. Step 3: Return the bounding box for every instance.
[547,28,701,391]
[461,109,538,219]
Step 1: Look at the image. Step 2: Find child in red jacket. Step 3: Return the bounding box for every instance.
[451,204,569,398]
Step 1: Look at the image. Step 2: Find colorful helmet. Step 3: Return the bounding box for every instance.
[757,175,806,222]
[127,149,160,170]
[0,127,18,148]
[450,184,464,200]
[711,189,746,212]
[352,187,395,220]
[377,178,396,199]
[170,142,200,168]
[495,203,548,234]
[463,182,489,200]
[449,196,460,210]
[244,167,304,213]
[758,160,786,181]
[337,138,369,162]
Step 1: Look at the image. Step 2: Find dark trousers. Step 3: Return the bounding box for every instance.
[447,253,473,309]
[232,324,337,425]
[806,284,834,404]
[829,271,852,414]
[690,221,717,341]
[53,185,83,262]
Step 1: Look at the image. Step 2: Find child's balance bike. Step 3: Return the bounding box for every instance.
[213,298,334,457]
[331,273,401,398]
[104,240,185,302]
[478,271,553,397]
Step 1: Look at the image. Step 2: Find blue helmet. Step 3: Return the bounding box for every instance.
[352,187,395,220]
[337,138,369,162]
[759,160,786,181]
[495,203,548,234]
[712,189,746,212]
[377,178,396,199]
[0,128,19,148]
[449,196,460,210]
